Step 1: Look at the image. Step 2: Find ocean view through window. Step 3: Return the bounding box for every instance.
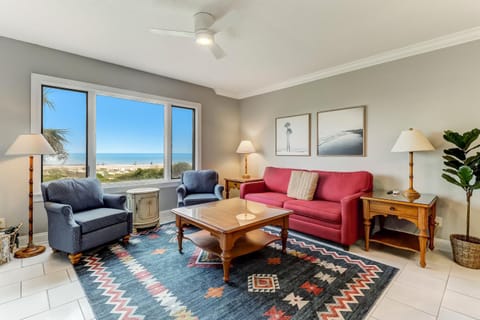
[35,74,200,185]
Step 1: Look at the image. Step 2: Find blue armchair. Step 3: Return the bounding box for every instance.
[176,170,224,207]
[41,178,132,264]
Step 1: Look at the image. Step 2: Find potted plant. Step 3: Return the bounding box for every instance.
[442,128,480,269]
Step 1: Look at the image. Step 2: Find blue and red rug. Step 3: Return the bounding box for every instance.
[74,223,397,320]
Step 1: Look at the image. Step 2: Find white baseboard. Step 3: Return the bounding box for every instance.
[18,232,49,247]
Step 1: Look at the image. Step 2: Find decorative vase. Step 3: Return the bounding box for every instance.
[450,234,480,269]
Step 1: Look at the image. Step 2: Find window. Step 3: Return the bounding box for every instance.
[32,74,201,187]
[42,86,88,182]
[96,95,165,182]
[171,106,195,179]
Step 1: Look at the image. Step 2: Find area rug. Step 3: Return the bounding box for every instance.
[74,223,398,320]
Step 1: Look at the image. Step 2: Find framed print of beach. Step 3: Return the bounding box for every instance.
[275,113,311,156]
[317,106,366,156]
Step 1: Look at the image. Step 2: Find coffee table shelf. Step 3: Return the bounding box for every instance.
[186,229,280,258]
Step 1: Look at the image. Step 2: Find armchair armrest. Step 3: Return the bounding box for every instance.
[44,201,73,216]
[214,184,224,200]
[340,191,368,245]
[44,201,81,253]
[176,184,187,206]
[103,194,127,210]
[240,181,266,199]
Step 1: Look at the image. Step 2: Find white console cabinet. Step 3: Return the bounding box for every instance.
[126,187,160,231]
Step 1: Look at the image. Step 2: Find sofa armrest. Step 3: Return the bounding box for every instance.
[214,184,224,200]
[103,194,127,210]
[240,181,266,199]
[340,191,368,245]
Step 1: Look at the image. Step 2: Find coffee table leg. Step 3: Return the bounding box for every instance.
[281,217,289,254]
[219,235,234,283]
[176,216,183,254]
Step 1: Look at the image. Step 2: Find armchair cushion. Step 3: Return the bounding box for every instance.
[183,193,220,206]
[73,208,129,233]
[182,170,218,193]
[46,178,104,212]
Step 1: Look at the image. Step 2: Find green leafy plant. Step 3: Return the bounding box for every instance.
[442,128,480,241]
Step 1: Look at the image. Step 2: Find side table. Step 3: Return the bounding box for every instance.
[224,177,262,199]
[361,191,438,267]
[126,188,160,232]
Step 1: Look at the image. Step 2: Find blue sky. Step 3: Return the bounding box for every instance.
[43,87,193,154]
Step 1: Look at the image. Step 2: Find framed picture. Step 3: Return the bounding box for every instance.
[275,113,311,156]
[317,105,366,156]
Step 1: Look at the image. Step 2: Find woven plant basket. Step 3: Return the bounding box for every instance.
[450,234,480,269]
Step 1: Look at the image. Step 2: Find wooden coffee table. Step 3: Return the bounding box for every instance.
[172,198,292,282]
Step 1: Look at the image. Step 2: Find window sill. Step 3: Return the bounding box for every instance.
[34,179,181,203]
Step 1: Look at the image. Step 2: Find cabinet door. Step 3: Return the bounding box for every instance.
[136,194,159,221]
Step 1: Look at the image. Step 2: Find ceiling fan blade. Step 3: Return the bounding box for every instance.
[150,28,194,38]
[209,43,226,59]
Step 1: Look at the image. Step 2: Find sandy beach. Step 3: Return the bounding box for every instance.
[43,163,166,182]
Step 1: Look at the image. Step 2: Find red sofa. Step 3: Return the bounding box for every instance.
[240,166,373,248]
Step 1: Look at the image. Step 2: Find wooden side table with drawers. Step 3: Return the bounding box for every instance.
[361,191,438,268]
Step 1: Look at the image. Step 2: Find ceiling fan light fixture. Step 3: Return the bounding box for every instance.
[195,30,213,46]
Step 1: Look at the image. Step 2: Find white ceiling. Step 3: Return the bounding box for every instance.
[1,0,480,99]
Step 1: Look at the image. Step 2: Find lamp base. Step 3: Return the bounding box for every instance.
[403,188,420,200]
[14,244,46,258]
[242,174,251,179]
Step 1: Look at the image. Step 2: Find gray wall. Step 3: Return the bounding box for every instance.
[0,36,241,235]
[239,40,480,240]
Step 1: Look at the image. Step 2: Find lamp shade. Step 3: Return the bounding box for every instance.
[6,134,55,156]
[391,128,434,152]
[236,140,255,154]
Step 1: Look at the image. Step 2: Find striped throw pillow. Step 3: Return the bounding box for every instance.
[287,171,319,200]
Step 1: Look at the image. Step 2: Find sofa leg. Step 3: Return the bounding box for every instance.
[342,245,350,251]
[68,253,82,265]
[51,247,59,253]
[123,234,131,244]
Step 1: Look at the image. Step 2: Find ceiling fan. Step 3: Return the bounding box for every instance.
[150,12,226,59]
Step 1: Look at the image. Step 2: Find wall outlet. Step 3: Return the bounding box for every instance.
[436,217,443,228]
[0,218,6,229]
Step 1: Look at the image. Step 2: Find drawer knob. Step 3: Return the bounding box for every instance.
[389,206,396,211]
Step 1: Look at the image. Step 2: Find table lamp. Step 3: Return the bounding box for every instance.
[236,140,255,179]
[391,128,434,200]
[6,133,55,258]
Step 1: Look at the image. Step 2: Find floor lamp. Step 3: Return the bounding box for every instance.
[391,128,434,200]
[6,133,55,258]
[236,140,255,179]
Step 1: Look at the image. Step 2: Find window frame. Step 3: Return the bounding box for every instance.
[31,73,202,195]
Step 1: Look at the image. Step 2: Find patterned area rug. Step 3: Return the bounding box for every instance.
[74,223,398,320]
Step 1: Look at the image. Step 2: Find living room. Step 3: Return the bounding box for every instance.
[1,1,480,319]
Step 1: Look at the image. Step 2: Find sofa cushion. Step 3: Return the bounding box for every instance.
[184,193,219,206]
[263,167,297,194]
[182,170,218,193]
[287,171,319,200]
[313,170,373,202]
[46,178,104,212]
[283,199,341,224]
[74,208,128,233]
[244,192,292,208]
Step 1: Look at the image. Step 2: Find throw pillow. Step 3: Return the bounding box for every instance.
[287,171,319,200]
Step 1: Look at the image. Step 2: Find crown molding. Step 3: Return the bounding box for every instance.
[214,88,241,99]
[231,26,480,100]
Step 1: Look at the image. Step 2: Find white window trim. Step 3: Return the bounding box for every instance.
[31,73,201,198]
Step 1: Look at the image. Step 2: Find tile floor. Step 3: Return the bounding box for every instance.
[1,221,479,320]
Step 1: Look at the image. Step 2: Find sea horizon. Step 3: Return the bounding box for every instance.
[44,152,193,166]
